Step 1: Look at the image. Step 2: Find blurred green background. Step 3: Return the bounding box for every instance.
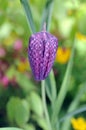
[0,0,86,130]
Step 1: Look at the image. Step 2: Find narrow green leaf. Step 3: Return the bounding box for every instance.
[61,82,86,130]
[59,105,86,123]
[0,128,23,130]
[51,38,76,128]
[55,45,75,114]
[20,0,36,33]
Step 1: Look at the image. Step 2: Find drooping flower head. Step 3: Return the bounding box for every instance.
[28,29,58,81]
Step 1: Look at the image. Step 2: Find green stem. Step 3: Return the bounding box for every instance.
[20,0,36,33]
[40,0,54,31]
[41,80,52,130]
[41,1,56,130]
[45,70,57,111]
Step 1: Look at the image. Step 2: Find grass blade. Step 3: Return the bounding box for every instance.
[20,0,36,33]
[60,105,86,123]
[61,82,86,130]
[0,128,23,130]
[51,38,76,129]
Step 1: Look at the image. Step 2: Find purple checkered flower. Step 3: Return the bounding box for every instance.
[28,31,58,81]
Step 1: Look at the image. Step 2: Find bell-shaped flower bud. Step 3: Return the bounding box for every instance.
[28,31,58,81]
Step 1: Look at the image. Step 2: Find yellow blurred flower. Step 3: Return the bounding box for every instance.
[17,60,30,72]
[67,10,73,16]
[3,36,14,46]
[55,47,71,64]
[71,117,86,130]
[76,32,86,41]
[3,33,17,46]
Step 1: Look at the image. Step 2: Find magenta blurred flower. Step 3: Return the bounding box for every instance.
[13,39,23,51]
[0,47,6,57]
[1,76,9,87]
[28,31,58,81]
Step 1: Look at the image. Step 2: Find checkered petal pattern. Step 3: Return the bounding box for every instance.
[28,31,58,81]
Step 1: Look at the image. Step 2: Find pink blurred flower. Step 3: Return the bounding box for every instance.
[1,76,9,87]
[0,47,6,57]
[13,39,23,51]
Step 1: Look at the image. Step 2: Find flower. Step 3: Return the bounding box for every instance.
[13,39,23,51]
[76,32,86,41]
[55,47,71,64]
[67,10,73,16]
[28,31,58,81]
[3,34,15,46]
[1,76,9,87]
[71,117,86,130]
[17,59,30,72]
